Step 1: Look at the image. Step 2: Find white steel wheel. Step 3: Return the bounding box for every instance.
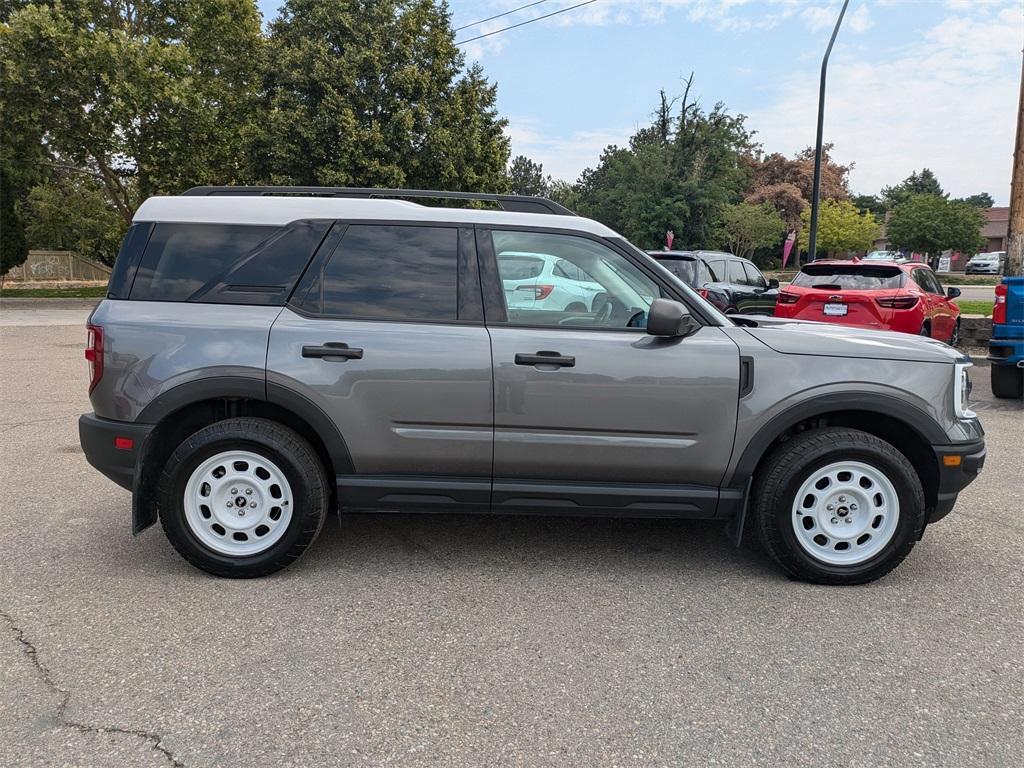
[791,460,900,565]
[183,450,294,557]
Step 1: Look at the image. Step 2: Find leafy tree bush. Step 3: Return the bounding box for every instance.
[798,200,880,255]
[508,156,547,197]
[715,202,785,259]
[1,169,28,280]
[24,175,127,266]
[885,195,985,262]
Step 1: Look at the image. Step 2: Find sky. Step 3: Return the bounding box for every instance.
[256,0,1023,204]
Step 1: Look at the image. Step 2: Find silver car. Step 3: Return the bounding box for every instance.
[79,187,985,584]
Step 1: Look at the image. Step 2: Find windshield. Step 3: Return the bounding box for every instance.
[792,264,905,290]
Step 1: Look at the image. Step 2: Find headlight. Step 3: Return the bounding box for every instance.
[954,362,975,419]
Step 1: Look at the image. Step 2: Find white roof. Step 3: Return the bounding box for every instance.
[133,195,619,238]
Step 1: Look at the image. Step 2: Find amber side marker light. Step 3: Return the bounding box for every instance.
[943,455,962,467]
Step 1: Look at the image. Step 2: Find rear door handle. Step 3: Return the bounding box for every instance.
[302,343,363,360]
[514,351,575,368]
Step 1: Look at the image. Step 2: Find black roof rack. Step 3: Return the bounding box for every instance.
[182,186,575,216]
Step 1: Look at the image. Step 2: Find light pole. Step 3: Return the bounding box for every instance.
[807,0,850,263]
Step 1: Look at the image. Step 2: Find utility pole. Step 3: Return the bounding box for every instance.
[1006,50,1024,276]
[807,0,850,263]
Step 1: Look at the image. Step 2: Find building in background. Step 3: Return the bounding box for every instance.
[981,207,1009,253]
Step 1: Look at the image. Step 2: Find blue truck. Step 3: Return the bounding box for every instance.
[989,276,1024,399]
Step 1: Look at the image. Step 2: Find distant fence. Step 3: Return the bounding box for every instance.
[4,250,112,282]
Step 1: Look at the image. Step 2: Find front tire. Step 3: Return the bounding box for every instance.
[991,364,1024,399]
[158,418,329,578]
[753,428,925,585]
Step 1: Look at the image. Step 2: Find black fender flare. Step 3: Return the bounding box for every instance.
[726,391,948,490]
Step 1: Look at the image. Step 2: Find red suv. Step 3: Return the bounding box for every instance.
[774,260,962,344]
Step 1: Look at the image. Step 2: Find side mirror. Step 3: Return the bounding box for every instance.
[947,287,961,299]
[647,298,697,337]
[767,278,780,289]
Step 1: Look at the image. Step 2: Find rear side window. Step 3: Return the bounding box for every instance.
[130,222,330,304]
[657,258,699,286]
[303,224,459,321]
[792,265,905,290]
[498,255,544,280]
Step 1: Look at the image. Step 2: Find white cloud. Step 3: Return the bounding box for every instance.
[505,117,635,181]
[748,4,1021,203]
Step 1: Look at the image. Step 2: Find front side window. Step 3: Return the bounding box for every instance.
[743,262,767,289]
[726,260,747,285]
[913,268,942,294]
[492,230,660,329]
[307,225,458,321]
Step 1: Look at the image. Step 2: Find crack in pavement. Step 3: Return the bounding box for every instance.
[0,610,186,768]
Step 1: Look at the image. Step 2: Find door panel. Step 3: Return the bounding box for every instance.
[268,310,493,478]
[489,325,741,487]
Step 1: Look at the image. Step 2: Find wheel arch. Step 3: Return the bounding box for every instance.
[132,377,352,533]
[729,394,944,517]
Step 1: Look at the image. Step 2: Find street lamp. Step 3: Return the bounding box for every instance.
[807,0,850,263]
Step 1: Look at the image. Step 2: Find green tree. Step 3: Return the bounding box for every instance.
[882,168,945,208]
[885,195,985,263]
[1,1,265,223]
[547,179,580,211]
[24,175,127,266]
[955,192,994,208]
[798,199,880,254]
[252,0,509,191]
[508,155,547,197]
[851,193,887,218]
[577,79,755,248]
[1,168,28,280]
[715,202,785,259]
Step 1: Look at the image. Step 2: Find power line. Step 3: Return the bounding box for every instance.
[455,0,599,45]
[454,0,550,33]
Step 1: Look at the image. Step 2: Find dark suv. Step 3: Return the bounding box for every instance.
[80,187,984,584]
[648,250,779,315]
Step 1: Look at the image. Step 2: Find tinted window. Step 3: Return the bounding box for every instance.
[726,260,747,285]
[913,268,943,294]
[194,220,332,305]
[493,230,660,330]
[699,260,719,283]
[553,259,597,283]
[743,262,767,289]
[131,224,277,301]
[657,258,699,287]
[107,223,153,299]
[314,225,458,321]
[792,265,904,290]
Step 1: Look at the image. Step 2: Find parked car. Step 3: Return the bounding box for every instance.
[497,250,605,312]
[965,251,1006,275]
[775,260,962,344]
[80,187,984,585]
[647,250,779,315]
[863,250,908,264]
[988,277,1024,398]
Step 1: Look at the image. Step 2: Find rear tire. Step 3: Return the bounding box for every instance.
[158,417,329,578]
[753,428,925,585]
[991,364,1024,399]
[949,319,960,346]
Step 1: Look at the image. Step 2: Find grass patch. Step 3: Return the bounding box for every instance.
[1,286,107,299]
[953,299,993,316]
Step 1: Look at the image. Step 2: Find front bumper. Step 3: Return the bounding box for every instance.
[78,413,153,491]
[929,439,986,523]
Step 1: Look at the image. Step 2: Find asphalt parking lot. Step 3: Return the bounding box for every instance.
[1,303,1021,768]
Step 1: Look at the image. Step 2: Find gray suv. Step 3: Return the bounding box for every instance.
[79,187,986,584]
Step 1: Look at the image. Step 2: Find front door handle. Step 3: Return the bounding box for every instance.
[302,343,363,360]
[514,351,575,368]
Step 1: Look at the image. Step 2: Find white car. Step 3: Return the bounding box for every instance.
[498,251,605,311]
[965,251,1005,275]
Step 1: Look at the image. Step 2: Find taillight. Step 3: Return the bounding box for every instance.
[778,291,799,304]
[698,288,709,299]
[85,324,103,393]
[875,296,919,309]
[993,283,1007,324]
[516,284,554,300]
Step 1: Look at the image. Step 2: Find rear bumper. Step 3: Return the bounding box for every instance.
[929,439,986,523]
[78,413,153,491]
